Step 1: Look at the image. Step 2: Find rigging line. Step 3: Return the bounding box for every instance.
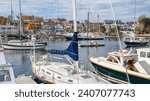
[108,0,123,51]
[108,0,130,83]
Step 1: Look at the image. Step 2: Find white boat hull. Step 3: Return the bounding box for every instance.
[2,44,46,50]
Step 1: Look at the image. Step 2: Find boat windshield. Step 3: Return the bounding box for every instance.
[107,56,120,64]
[0,70,11,82]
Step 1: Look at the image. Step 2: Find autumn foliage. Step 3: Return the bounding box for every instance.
[135,15,150,34]
[0,16,10,25]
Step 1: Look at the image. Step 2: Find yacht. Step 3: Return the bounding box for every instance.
[90,50,150,84]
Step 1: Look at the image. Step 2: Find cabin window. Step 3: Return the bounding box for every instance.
[107,56,118,63]
[68,80,73,82]
[46,71,51,75]
[147,52,150,58]
[140,51,146,58]
[0,70,11,82]
[57,76,61,79]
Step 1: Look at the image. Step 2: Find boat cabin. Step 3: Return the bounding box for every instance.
[136,48,150,65]
[107,50,139,72]
[108,51,138,65]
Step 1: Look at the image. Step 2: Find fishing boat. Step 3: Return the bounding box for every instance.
[2,0,46,50]
[0,48,15,84]
[30,0,110,84]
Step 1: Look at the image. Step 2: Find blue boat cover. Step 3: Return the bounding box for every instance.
[48,32,78,61]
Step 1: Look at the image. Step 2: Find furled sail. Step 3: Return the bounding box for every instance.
[48,32,78,61]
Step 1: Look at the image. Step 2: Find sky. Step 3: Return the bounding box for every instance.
[0,0,150,22]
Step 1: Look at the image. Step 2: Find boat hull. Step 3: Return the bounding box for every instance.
[79,43,104,47]
[2,44,46,50]
[90,62,150,84]
[124,41,149,47]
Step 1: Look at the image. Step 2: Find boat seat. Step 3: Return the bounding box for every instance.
[134,60,150,75]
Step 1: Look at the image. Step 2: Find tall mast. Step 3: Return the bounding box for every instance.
[19,0,23,38]
[97,14,100,34]
[73,0,77,32]
[72,0,78,73]
[10,0,13,21]
[134,0,136,34]
[87,11,89,36]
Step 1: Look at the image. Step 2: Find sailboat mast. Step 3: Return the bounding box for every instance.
[72,0,79,73]
[134,0,136,34]
[19,0,22,38]
[73,0,77,32]
[10,0,13,21]
[87,11,89,36]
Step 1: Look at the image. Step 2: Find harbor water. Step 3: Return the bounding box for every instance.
[3,39,150,77]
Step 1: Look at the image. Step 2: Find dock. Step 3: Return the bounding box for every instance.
[15,75,37,84]
[79,43,105,47]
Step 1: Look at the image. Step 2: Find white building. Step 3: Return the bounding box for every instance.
[0,25,18,36]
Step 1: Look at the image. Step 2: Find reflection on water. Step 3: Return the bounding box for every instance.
[3,39,150,77]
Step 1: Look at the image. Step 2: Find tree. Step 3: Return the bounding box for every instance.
[136,15,150,34]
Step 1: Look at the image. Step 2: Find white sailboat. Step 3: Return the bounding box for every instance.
[30,0,110,84]
[0,48,15,84]
[2,0,46,50]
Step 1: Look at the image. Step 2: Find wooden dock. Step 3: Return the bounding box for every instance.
[15,75,37,84]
